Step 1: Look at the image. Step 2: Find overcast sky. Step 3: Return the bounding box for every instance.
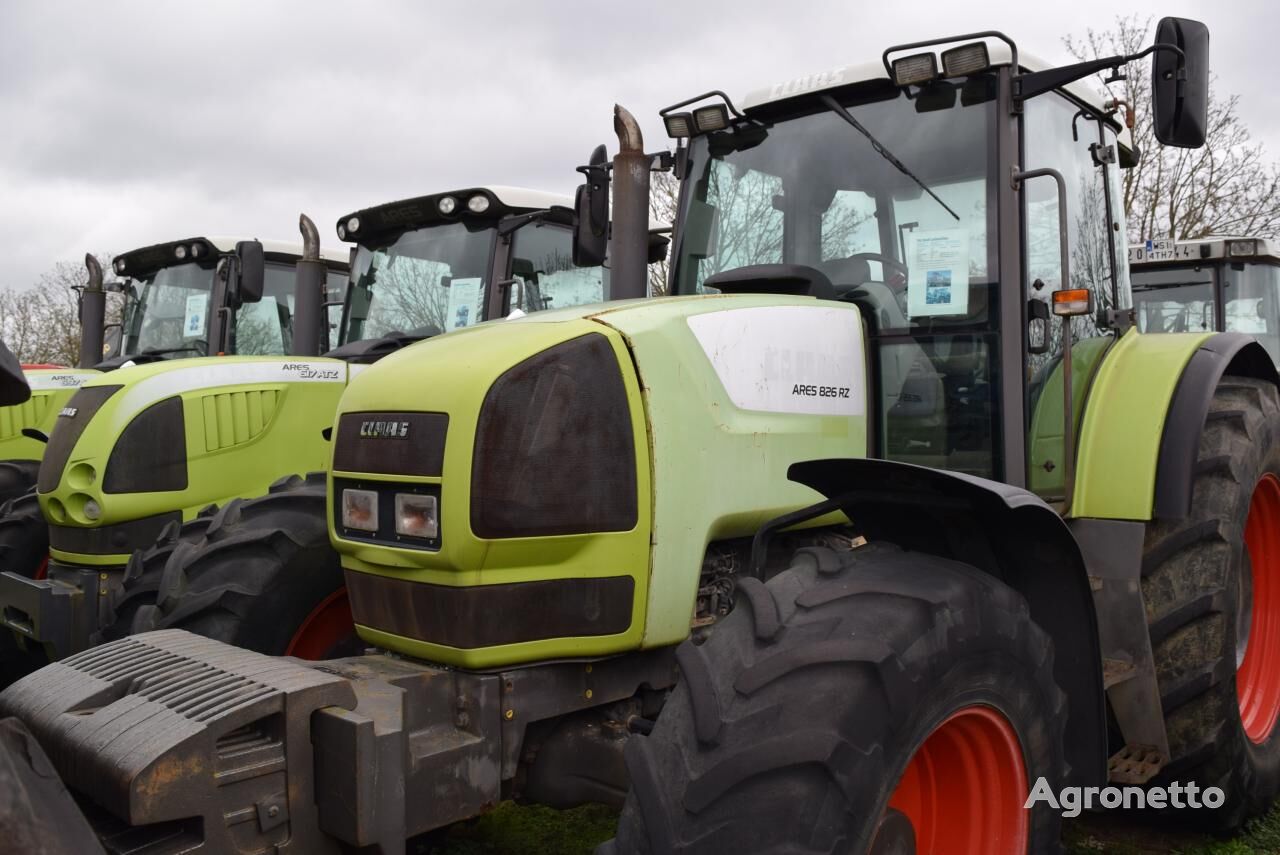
[2,0,1276,288]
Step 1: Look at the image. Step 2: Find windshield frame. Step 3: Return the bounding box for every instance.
[337,221,502,346]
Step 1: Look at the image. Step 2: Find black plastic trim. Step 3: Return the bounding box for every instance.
[49,511,182,555]
[345,570,634,648]
[1154,332,1279,519]
[37,385,123,494]
[333,412,448,477]
[103,396,188,493]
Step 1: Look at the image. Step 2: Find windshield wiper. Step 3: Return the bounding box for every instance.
[818,94,959,221]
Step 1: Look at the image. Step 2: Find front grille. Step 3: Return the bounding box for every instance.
[345,570,634,648]
[471,333,637,538]
[332,412,449,476]
[103,396,187,493]
[37,385,122,493]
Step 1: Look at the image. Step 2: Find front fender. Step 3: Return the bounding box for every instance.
[1072,330,1278,520]
[787,458,1107,787]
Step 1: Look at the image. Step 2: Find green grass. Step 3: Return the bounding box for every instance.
[418,799,1280,855]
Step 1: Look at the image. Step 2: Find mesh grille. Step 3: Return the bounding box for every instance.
[103,396,187,493]
[37,385,122,493]
[471,333,637,538]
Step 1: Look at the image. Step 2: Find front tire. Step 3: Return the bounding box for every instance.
[130,473,357,659]
[0,490,48,580]
[605,542,1066,854]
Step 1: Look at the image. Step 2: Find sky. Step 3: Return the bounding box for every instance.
[2,0,1277,289]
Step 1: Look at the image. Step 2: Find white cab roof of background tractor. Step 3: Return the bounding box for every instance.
[1129,236,1280,265]
[740,43,1135,151]
[202,236,350,264]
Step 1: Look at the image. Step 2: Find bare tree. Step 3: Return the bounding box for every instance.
[648,170,679,296]
[0,255,123,365]
[1066,16,1280,240]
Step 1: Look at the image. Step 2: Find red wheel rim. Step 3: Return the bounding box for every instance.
[34,555,48,581]
[1239,473,1280,743]
[284,588,355,660]
[886,705,1028,854]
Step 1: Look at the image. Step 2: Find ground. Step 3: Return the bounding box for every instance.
[421,802,1280,854]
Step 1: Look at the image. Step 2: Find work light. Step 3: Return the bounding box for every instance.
[468,194,491,214]
[174,245,187,260]
[189,243,203,259]
[438,195,458,215]
[346,217,361,235]
[114,259,127,274]
[663,112,693,139]
[941,43,990,78]
[891,53,939,86]
[693,105,730,133]
[1228,239,1259,257]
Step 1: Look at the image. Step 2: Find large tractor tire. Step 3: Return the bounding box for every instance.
[1141,375,1280,828]
[604,542,1066,855]
[128,473,358,660]
[0,461,38,506]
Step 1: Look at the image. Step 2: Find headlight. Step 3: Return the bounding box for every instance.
[395,493,438,539]
[342,489,379,532]
[82,498,102,521]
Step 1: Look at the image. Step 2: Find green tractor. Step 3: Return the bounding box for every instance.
[0,187,645,665]
[1131,235,1280,364]
[1,17,1261,855]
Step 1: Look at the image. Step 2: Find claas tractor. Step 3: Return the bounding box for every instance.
[0,17,1260,855]
[0,187,645,667]
[1131,235,1280,365]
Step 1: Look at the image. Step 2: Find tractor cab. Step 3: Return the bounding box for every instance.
[654,31,1199,502]
[108,236,348,365]
[1131,236,1280,365]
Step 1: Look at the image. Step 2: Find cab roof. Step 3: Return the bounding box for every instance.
[116,236,348,279]
[1129,235,1280,265]
[336,186,573,244]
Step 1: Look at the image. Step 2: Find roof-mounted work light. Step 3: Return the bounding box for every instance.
[891,52,940,86]
[664,112,693,139]
[1228,239,1259,258]
[692,104,730,133]
[941,43,991,78]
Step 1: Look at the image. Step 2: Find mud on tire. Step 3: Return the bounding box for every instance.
[1141,375,1280,828]
[127,472,355,658]
[604,541,1066,855]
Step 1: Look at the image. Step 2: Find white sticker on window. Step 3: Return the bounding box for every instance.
[686,305,865,416]
[906,229,970,318]
[183,294,209,338]
[446,278,483,331]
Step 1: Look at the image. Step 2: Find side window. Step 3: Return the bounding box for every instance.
[1022,95,1122,497]
[692,160,784,291]
[232,263,294,356]
[1224,264,1280,365]
[510,224,604,313]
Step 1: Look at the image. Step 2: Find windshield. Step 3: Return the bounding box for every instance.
[1132,266,1216,334]
[672,79,997,334]
[341,222,495,343]
[121,261,218,357]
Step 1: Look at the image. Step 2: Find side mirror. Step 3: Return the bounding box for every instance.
[572,144,610,268]
[1151,17,1209,148]
[0,339,30,406]
[236,240,265,303]
[647,232,671,265]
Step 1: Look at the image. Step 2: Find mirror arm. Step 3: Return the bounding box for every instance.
[1015,44,1185,103]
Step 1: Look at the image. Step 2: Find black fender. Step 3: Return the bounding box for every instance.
[788,457,1107,787]
[1155,332,1280,519]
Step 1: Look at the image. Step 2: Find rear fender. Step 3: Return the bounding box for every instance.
[788,457,1107,787]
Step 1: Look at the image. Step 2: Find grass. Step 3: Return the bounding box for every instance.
[418,799,1280,855]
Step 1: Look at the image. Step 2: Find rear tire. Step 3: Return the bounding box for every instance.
[604,542,1066,854]
[129,473,357,659]
[1141,375,1280,828]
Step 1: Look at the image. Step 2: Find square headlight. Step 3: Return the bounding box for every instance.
[395,493,438,539]
[342,489,379,532]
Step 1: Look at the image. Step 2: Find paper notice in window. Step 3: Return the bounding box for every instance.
[906,229,970,318]
[446,278,483,331]
[183,294,208,338]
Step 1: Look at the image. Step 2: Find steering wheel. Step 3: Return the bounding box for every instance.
[846,252,910,292]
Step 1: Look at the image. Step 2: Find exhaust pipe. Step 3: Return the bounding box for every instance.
[290,214,326,356]
[609,104,650,301]
[78,254,106,369]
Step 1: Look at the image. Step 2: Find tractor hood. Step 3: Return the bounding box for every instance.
[329,293,869,667]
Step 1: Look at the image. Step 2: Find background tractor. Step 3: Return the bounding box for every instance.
[0,17,1260,855]
[0,187,653,668]
[1131,235,1280,365]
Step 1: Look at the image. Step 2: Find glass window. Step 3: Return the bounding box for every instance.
[509,223,606,313]
[1132,266,1216,333]
[1223,262,1280,365]
[229,263,300,356]
[342,223,495,343]
[122,261,218,358]
[670,78,1002,477]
